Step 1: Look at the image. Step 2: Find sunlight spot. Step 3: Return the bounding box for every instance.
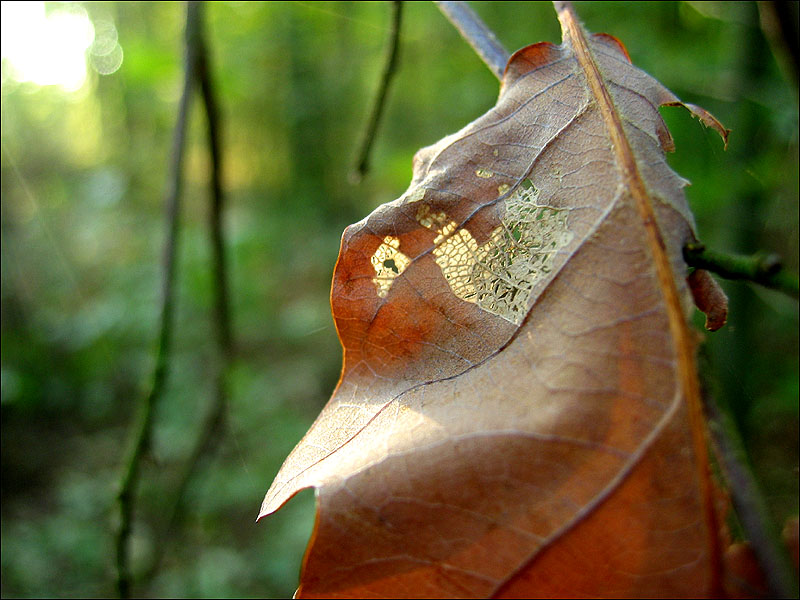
[89,19,123,76]
[1,2,95,92]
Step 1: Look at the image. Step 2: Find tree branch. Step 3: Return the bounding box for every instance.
[156,0,234,562]
[757,1,799,87]
[684,243,799,299]
[114,3,201,597]
[353,1,403,180]
[127,1,236,589]
[703,393,799,598]
[435,1,510,81]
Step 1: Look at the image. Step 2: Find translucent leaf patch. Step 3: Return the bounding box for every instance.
[418,182,573,324]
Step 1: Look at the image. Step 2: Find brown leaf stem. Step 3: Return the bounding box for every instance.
[555,1,723,593]
[684,242,799,300]
[353,1,403,181]
[114,2,201,597]
[435,1,510,81]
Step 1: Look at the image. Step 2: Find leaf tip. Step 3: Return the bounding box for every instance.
[591,32,632,63]
[679,102,731,150]
[256,497,273,523]
[257,480,294,522]
[501,42,561,93]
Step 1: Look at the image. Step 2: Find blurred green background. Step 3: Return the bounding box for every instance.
[1,1,797,597]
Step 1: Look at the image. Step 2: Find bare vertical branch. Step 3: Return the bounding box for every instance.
[114,2,202,597]
[353,1,404,180]
[435,1,509,81]
[704,395,799,598]
[201,22,232,363]
[159,0,234,551]
[125,1,236,588]
[757,1,799,86]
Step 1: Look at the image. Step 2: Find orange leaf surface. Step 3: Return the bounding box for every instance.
[260,4,730,597]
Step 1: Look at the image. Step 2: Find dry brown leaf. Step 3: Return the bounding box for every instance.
[259,4,731,597]
[688,269,729,331]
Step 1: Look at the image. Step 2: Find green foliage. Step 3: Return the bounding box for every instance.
[1,2,796,597]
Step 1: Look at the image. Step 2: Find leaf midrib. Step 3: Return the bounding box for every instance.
[554,1,722,593]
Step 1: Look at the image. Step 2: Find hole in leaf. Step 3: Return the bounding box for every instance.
[383,259,399,274]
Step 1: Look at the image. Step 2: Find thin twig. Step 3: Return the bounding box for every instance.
[435,1,509,81]
[142,388,227,585]
[136,0,235,586]
[353,1,403,181]
[200,21,233,364]
[200,0,234,494]
[159,0,234,557]
[684,243,799,299]
[114,3,202,597]
[757,1,799,87]
[703,394,799,598]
